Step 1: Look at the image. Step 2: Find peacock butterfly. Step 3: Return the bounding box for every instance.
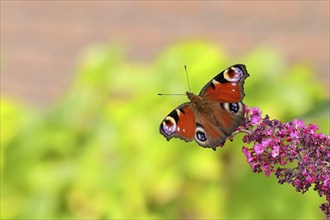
[159,64,249,151]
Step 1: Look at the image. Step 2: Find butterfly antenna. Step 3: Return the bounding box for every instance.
[158,93,185,96]
[158,65,191,96]
[184,65,191,92]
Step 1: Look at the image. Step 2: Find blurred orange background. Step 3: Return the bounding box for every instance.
[2,1,329,106]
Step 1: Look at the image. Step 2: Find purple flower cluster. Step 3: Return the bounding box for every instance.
[240,107,330,218]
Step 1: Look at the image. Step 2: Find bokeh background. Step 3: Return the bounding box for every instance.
[1,1,329,219]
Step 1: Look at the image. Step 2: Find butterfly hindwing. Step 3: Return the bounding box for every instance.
[193,102,245,149]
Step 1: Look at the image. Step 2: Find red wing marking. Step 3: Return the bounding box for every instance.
[176,106,195,140]
[204,83,241,102]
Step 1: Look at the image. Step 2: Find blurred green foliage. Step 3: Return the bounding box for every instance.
[1,42,329,219]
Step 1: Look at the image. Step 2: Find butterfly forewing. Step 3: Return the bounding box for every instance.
[200,64,249,102]
[160,103,196,142]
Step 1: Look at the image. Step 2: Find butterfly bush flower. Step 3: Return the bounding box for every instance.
[239,106,330,218]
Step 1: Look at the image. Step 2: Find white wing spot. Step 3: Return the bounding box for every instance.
[212,79,220,84]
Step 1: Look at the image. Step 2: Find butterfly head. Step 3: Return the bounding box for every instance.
[186,92,204,106]
[186,91,195,100]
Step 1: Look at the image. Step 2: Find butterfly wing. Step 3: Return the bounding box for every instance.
[193,64,249,150]
[159,103,196,143]
[193,102,244,150]
[199,64,249,102]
